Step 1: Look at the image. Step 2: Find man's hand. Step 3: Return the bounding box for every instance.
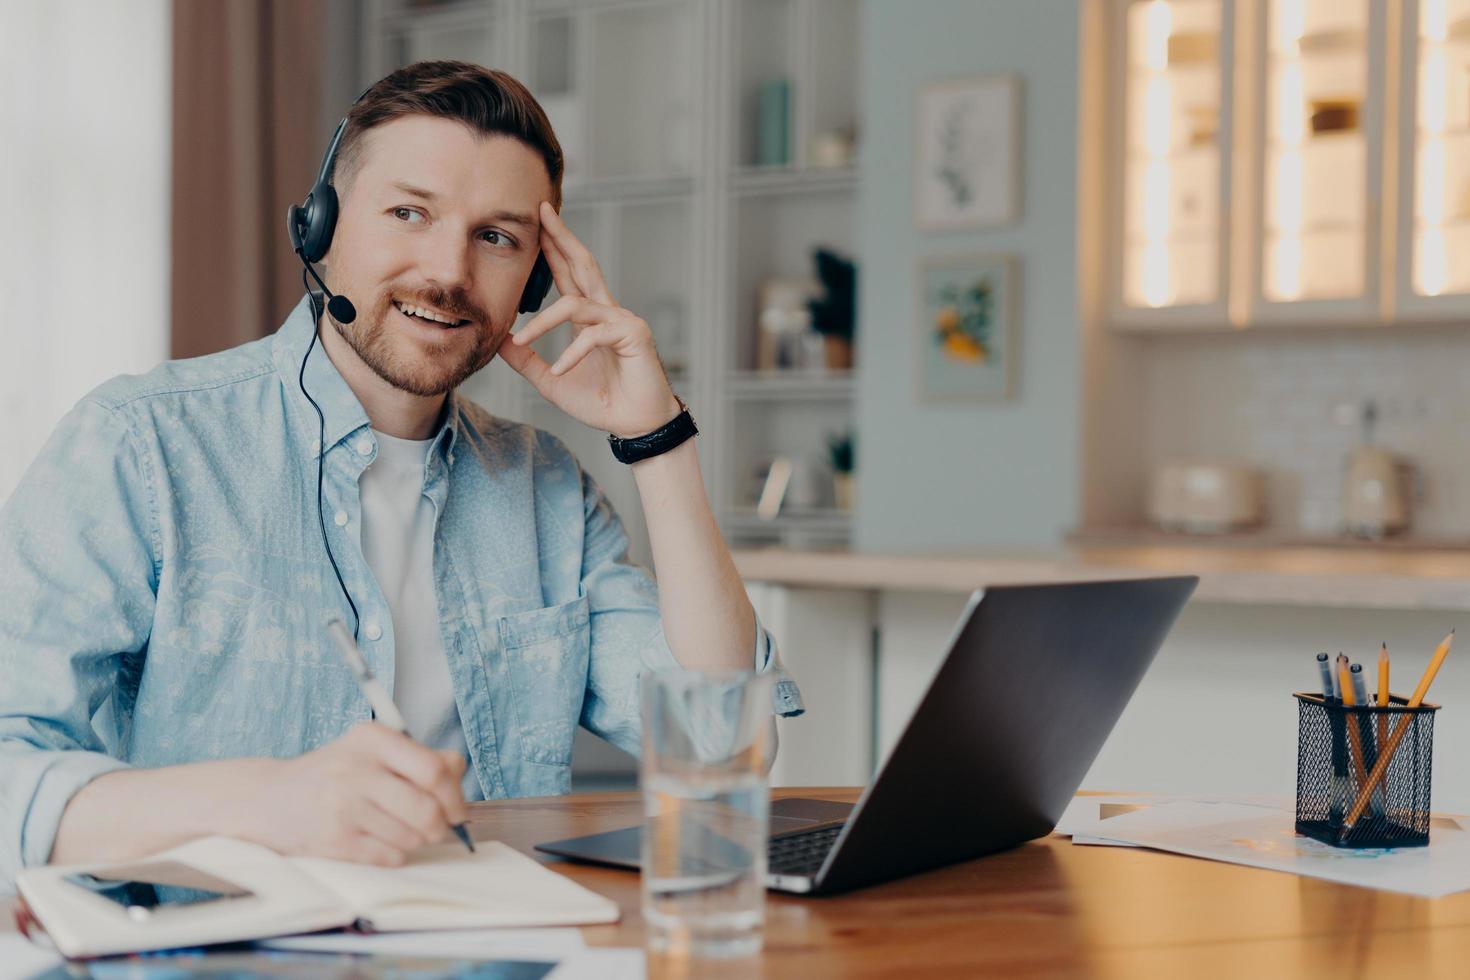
[51,722,470,869]
[498,201,682,439]
[248,722,470,865]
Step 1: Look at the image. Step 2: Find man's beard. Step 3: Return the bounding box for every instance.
[336,286,499,397]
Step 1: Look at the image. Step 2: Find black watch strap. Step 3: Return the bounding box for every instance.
[608,403,698,464]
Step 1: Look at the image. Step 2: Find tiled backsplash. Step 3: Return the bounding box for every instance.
[1141,329,1470,538]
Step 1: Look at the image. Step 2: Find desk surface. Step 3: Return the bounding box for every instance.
[10,788,1470,978]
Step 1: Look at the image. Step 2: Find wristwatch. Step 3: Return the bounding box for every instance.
[608,398,698,464]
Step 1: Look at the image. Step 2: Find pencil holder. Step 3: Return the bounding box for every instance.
[1294,693,1438,848]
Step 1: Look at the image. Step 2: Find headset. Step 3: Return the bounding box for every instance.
[287,93,556,638]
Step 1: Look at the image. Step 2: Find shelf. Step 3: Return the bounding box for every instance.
[1263,220,1363,237]
[731,165,861,197]
[726,371,855,400]
[561,173,695,204]
[724,508,854,535]
[379,2,488,34]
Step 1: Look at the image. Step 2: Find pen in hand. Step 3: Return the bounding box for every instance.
[327,618,476,854]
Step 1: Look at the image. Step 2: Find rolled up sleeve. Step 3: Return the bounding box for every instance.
[0,398,157,885]
[574,471,804,757]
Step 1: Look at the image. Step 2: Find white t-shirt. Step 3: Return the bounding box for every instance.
[358,428,481,800]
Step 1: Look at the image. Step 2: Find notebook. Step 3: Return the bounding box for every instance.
[17,835,620,959]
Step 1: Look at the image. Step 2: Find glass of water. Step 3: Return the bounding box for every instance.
[640,668,774,959]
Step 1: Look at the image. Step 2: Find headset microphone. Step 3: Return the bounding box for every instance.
[294,247,357,324]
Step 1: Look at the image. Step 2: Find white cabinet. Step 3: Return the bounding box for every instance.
[1109,0,1470,330]
[1110,0,1235,328]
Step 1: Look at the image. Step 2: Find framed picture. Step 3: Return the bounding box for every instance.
[916,253,1019,402]
[914,75,1022,230]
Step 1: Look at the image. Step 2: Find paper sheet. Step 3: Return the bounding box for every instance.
[259,926,586,959]
[1084,800,1470,898]
[1056,794,1290,846]
[547,948,645,979]
[0,935,62,980]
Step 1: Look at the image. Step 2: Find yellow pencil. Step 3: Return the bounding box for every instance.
[1344,629,1455,830]
[1376,643,1390,747]
[1378,643,1390,707]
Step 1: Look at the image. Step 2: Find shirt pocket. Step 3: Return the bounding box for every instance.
[498,594,591,767]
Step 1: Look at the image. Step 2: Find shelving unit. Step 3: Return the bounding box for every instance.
[360,0,862,560]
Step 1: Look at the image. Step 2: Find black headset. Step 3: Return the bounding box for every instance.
[288,95,556,640]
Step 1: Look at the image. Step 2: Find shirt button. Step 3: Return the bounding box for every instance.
[356,438,373,456]
[364,622,383,641]
[333,510,348,527]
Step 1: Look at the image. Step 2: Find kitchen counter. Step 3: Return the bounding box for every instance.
[731,545,1470,612]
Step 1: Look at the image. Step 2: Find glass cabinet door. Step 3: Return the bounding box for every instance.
[1114,0,1233,326]
[1250,0,1384,321]
[1398,0,1470,312]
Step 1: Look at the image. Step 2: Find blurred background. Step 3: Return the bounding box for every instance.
[6,0,1470,804]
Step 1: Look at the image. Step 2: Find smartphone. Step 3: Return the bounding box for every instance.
[63,861,252,921]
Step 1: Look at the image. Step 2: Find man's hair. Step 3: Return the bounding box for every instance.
[333,60,564,207]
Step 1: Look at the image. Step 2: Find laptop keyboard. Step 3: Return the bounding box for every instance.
[768,824,844,876]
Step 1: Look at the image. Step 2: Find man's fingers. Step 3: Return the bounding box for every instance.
[497,334,555,392]
[361,725,469,825]
[548,324,613,376]
[539,232,582,302]
[539,207,615,306]
[512,294,582,347]
[369,771,453,843]
[341,832,406,867]
[355,796,429,853]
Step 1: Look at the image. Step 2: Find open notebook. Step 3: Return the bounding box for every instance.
[17,835,620,959]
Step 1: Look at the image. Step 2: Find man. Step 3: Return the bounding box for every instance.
[0,61,800,886]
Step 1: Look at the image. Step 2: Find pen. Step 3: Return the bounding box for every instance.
[1349,662,1369,710]
[1316,653,1335,700]
[1347,663,1384,819]
[1339,665,1369,791]
[327,618,476,853]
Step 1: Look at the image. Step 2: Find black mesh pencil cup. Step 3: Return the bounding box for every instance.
[1294,693,1438,848]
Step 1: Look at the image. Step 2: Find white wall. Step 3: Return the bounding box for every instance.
[854,0,1083,551]
[875,592,1470,814]
[0,0,171,502]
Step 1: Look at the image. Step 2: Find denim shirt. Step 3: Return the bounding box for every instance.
[0,294,802,886]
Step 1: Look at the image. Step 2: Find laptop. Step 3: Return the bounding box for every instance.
[537,576,1198,895]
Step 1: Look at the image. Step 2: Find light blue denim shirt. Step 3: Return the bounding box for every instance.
[0,293,802,886]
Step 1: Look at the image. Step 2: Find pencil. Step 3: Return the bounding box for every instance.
[1343,629,1455,830]
[1377,643,1389,708]
[1376,643,1389,746]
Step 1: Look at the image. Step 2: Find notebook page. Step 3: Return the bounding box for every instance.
[291,841,620,932]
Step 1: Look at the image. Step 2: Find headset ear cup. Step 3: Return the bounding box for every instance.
[300,184,339,264]
[287,205,307,255]
[518,251,554,314]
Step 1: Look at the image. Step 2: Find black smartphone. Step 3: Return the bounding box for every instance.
[63,861,252,920]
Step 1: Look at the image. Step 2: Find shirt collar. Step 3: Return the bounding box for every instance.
[271,292,461,462]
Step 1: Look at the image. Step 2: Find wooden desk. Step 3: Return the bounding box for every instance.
[9,788,1470,978]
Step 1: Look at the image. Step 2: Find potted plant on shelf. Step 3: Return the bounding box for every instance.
[809,248,857,371]
[828,431,855,512]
